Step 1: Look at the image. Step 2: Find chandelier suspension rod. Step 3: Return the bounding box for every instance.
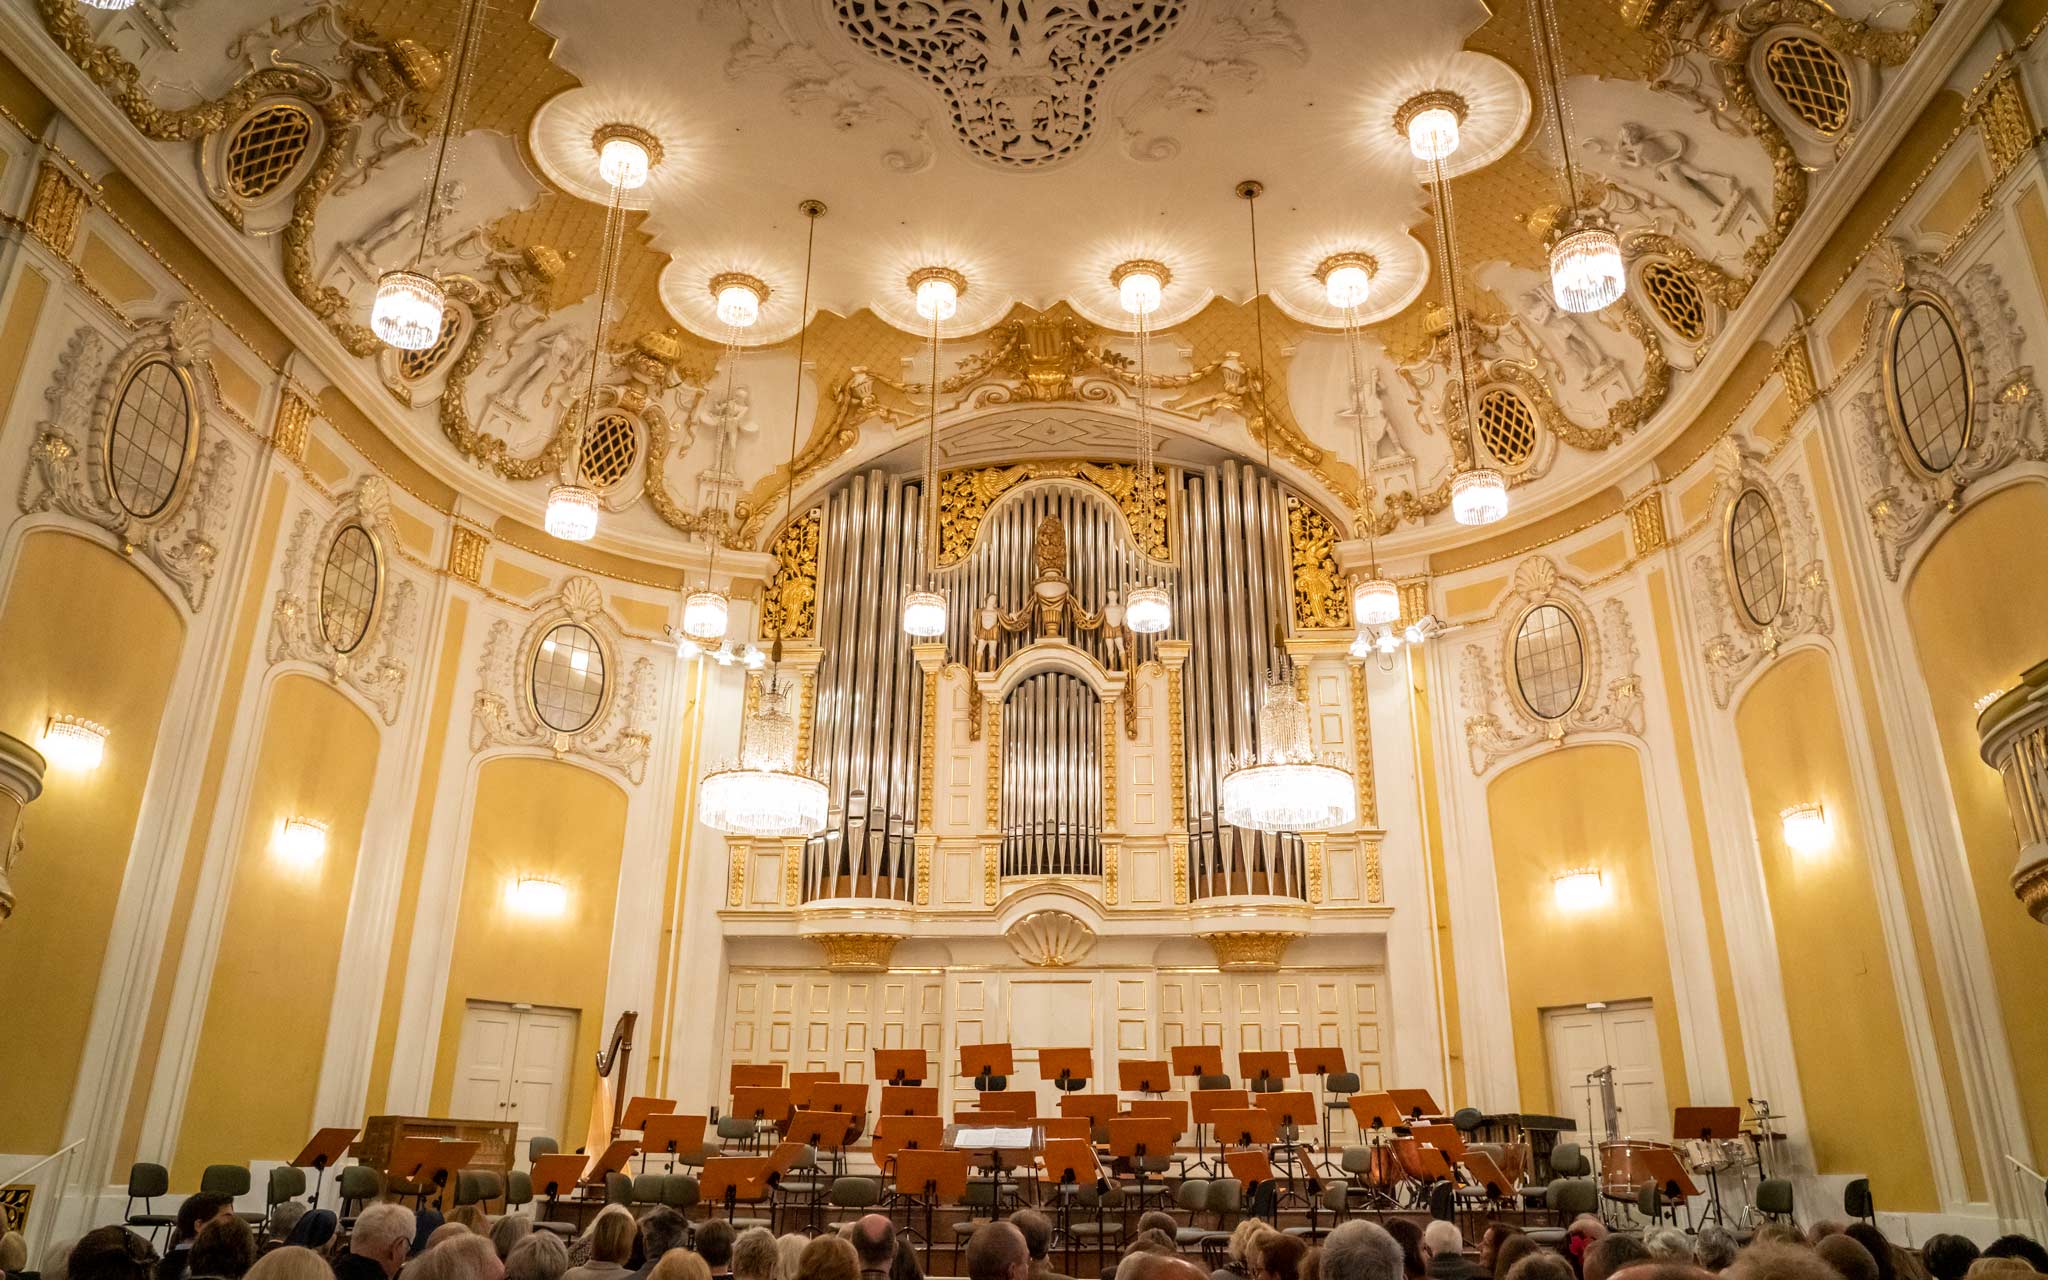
[566,178,627,490]
[924,300,940,593]
[1342,300,1380,569]
[411,0,487,273]
[1135,292,1153,582]
[1531,0,1586,216]
[1429,154,1481,465]
[774,203,823,648]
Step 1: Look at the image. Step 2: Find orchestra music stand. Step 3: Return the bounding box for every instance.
[641,1113,707,1174]
[1039,1047,1094,1093]
[789,1073,836,1109]
[881,1085,940,1117]
[1637,1143,1703,1229]
[1058,1093,1119,1141]
[1254,1091,1319,1194]
[620,1096,676,1133]
[1189,1089,1249,1177]
[951,1120,1040,1222]
[894,1149,970,1255]
[731,1063,785,1089]
[1294,1046,1349,1143]
[1460,1149,1517,1217]
[1388,1089,1442,1122]
[1674,1106,1742,1225]
[1348,1091,1403,1132]
[1117,1059,1172,1096]
[1040,1138,1104,1268]
[702,1156,775,1224]
[876,1048,929,1086]
[415,1140,480,1213]
[1107,1117,1177,1221]
[959,1043,1015,1093]
[1037,1117,1090,1143]
[528,1154,590,1220]
[588,1138,639,1196]
[1224,1150,1279,1222]
[290,1126,358,1207]
[1171,1045,1223,1081]
[385,1137,455,1211]
[1239,1051,1290,1091]
[732,1086,794,1138]
[871,1115,944,1181]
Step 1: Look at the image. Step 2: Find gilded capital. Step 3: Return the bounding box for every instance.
[1201,931,1302,972]
[815,933,900,971]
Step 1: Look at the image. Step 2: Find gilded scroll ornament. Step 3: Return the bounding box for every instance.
[1170,833,1189,905]
[448,523,488,585]
[1304,834,1324,905]
[938,460,1169,565]
[761,507,821,641]
[915,835,933,907]
[272,392,313,463]
[1364,836,1384,904]
[1102,701,1119,831]
[727,843,746,908]
[1287,496,1348,631]
[1626,490,1669,556]
[1977,71,2038,179]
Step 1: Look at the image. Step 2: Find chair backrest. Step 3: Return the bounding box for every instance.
[1175,1179,1210,1213]
[1075,1183,1123,1210]
[338,1166,383,1204]
[1451,1107,1484,1133]
[716,1116,755,1141]
[1249,1077,1284,1094]
[200,1164,251,1198]
[1636,1182,1662,1217]
[1340,1146,1375,1176]
[128,1163,169,1200]
[1550,1143,1588,1177]
[1205,1178,1242,1216]
[1325,1073,1360,1095]
[1844,1177,1873,1219]
[661,1176,700,1210]
[605,1172,632,1205]
[267,1166,307,1206]
[1757,1178,1795,1217]
[633,1175,671,1206]
[1427,1181,1454,1221]
[1549,1178,1599,1216]
[830,1177,881,1208]
[1320,1182,1348,1213]
[528,1136,559,1162]
[1197,1074,1233,1091]
[506,1170,533,1207]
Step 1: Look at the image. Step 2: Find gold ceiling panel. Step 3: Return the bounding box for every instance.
[342,0,576,143]
[1466,0,1671,84]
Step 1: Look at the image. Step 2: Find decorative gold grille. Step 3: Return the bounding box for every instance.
[1642,261,1708,342]
[580,411,639,489]
[398,310,462,382]
[225,105,314,201]
[1476,388,1538,467]
[106,357,193,519]
[1764,35,1852,136]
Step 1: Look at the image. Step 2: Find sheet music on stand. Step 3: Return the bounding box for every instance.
[947,1124,1039,1150]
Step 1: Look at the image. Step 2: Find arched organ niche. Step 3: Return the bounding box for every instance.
[796,458,1323,903]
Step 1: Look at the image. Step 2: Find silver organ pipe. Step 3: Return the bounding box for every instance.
[997,671,1103,878]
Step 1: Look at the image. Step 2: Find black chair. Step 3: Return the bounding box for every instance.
[1756,1178,1795,1222]
[124,1163,174,1245]
[1844,1178,1874,1226]
[200,1164,261,1226]
[338,1165,384,1232]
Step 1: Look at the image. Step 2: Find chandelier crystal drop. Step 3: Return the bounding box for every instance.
[902,589,948,638]
[1450,467,1510,526]
[698,677,829,837]
[681,589,730,642]
[1220,676,1358,832]
[543,483,602,541]
[1127,584,1172,634]
[1352,576,1400,627]
[1549,224,1626,313]
[370,269,446,351]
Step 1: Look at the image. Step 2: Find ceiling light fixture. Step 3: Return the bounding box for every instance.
[41,714,108,772]
[546,126,651,542]
[1530,0,1624,312]
[1113,259,1173,637]
[1322,251,1399,629]
[1395,90,1467,164]
[710,271,767,330]
[370,0,486,349]
[1416,109,1508,528]
[902,267,961,639]
[1219,180,1356,834]
[678,270,767,642]
[699,201,832,840]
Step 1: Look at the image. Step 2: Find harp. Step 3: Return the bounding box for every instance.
[583,1010,639,1150]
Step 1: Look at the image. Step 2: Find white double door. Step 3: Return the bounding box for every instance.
[451,1001,578,1154]
[1542,1000,1669,1143]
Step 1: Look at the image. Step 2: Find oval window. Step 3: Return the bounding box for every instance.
[320,524,380,654]
[105,357,194,519]
[1888,300,1972,472]
[1728,488,1786,627]
[531,622,606,733]
[1513,603,1586,721]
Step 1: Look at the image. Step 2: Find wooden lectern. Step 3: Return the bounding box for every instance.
[619,1097,676,1133]
[730,1063,785,1089]
[1239,1050,1290,1086]
[290,1127,359,1205]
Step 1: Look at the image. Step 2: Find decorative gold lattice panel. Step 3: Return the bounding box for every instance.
[1764,35,1852,136]
[1641,261,1708,342]
[1476,388,1538,467]
[580,411,639,489]
[398,310,463,382]
[225,105,314,200]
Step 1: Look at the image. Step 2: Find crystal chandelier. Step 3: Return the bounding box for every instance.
[1395,90,1466,164]
[80,0,136,8]
[1220,180,1356,833]
[698,201,831,839]
[1530,0,1625,312]
[681,590,730,642]
[547,126,651,542]
[680,271,769,641]
[903,267,962,639]
[1113,259,1173,636]
[711,272,766,330]
[371,0,486,349]
[1411,104,1508,528]
[1321,251,1400,628]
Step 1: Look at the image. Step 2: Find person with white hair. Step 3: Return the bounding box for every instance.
[335,1205,417,1280]
[1645,1230,1691,1264]
[411,1236,506,1280]
[1321,1223,1405,1280]
[1419,1223,1473,1280]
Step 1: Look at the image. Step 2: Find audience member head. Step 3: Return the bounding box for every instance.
[1503,1257,1576,1280]
[1983,1239,2048,1274]
[244,1246,328,1280]
[734,1230,779,1280]
[1815,1237,1877,1280]
[171,1198,235,1251]
[650,1253,712,1280]
[187,1217,256,1280]
[1727,1243,1842,1280]
[634,1210,688,1269]
[1303,1248,1322,1280]
[797,1236,859,1280]
[1493,1235,1540,1280]
[1750,1228,1805,1252]
[1922,1237,1982,1280]
[887,1236,922,1280]
[1479,1227,1524,1272]
[1805,1227,1846,1249]
[429,1227,476,1252]
[697,1221,738,1274]
[1421,1224,1462,1266]
[1116,1258,1203,1280]
[1124,1232,1175,1260]
[409,1236,505,1280]
[1839,1228,1891,1280]
[1137,1214,1179,1242]
[1612,1267,1713,1280]
[263,1203,307,1244]
[1229,1223,1281,1276]
[1583,1234,1650,1280]
[965,1224,1030,1280]
[1383,1220,1424,1280]
[776,1237,808,1280]
[490,1216,534,1262]
[1644,1232,1690,1264]
[446,1209,486,1236]
[1692,1230,1737,1275]
[506,1232,570,1280]
[1261,1234,1309,1280]
[349,1205,415,1279]
[2,1232,29,1276]
[849,1217,894,1274]
[70,1228,158,1280]
[1321,1222,1405,1280]
[1010,1212,1052,1266]
[585,1209,636,1267]
[1965,1262,2033,1279]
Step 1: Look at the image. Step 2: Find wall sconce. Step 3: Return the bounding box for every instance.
[506,875,568,918]
[1552,867,1609,911]
[1780,803,1833,856]
[275,817,328,869]
[41,715,108,772]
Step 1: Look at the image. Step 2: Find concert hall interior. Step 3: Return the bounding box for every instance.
[5,0,2048,1276]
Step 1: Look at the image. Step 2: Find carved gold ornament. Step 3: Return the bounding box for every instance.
[26,161,87,258]
[761,508,821,641]
[1006,910,1098,966]
[1286,496,1347,630]
[937,460,1170,566]
[815,933,900,971]
[1201,931,1301,972]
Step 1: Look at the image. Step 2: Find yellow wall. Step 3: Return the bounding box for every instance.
[1486,744,1690,1116]
[171,675,381,1183]
[428,757,629,1129]
[1904,481,2048,1157]
[1733,648,1940,1209]
[0,532,186,1152]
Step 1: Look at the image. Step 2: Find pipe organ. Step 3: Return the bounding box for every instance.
[792,458,1332,905]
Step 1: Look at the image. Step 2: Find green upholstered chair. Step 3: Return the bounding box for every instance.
[338,1165,383,1228]
[1756,1178,1795,1222]
[1844,1178,1874,1225]
[124,1164,174,1244]
[454,1169,504,1209]
[1526,1177,1599,1245]
[201,1164,261,1226]
[1322,1072,1361,1140]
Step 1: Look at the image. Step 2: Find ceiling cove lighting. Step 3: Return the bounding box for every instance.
[1113,258,1173,636]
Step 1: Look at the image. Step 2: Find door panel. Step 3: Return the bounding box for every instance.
[453,1005,518,1123]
